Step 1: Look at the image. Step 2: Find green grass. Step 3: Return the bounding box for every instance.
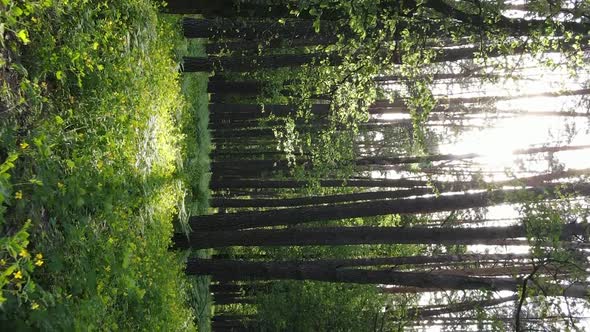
[176,36,211,227]
[176,34,213,332]
[0,1,210,330]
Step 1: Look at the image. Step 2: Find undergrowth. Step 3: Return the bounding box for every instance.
[177,36,213,332]
[0,0,209,330]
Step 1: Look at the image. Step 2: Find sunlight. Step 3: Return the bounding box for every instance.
[433,54,590,179]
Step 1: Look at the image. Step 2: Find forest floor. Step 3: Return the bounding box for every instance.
[0,1,209,330]
[180,38,213,331]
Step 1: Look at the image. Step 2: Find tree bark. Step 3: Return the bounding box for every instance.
[206,35,338,54]
[328,253,533,268]
[183,45,530,72]
[163,0,296,18]
[209,88,590,119]
[182,53,340,72]
[406,295,518,319]
[209,167,590,189]
[189,183,590,231]
[174,223,589,249]
[183,17,333,40]
[185,258,590,299]
[421,0,590,36]
[208,80,264,95]
[209,188,435,208]
[213,293,255,305]
[211,145,590,171]
[209,178,465,190]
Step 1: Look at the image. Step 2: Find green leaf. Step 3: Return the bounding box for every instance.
[0,153,18,174]
[12,6,24,17]
[313,19,321,33]
[29,178,43,186]
[16,29,30,45]
[55,115,64,125]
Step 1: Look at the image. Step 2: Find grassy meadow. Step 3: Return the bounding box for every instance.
[0,1,210,330]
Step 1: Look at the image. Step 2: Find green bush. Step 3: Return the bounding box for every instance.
[0,0,197,330]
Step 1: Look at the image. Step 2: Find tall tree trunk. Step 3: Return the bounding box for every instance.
[211,254,532,269]
[182,53,340,72]
[213,293,255,305]
[212,314,256,322]
[208,178,464,190]
[185,258,590,299]
[380,286,441,294]
[326,253,533,268]
[208,80,264,95]
[209,168,590,189]
[212,145,590,171]
[421,0,589,36]
[406,295,518,319]
[189,183,590,231]
[209,103,331,117]
[206,35,337,54]
[208,87,590,121]
[174,223,588,249]
[209,188,435,208]
[163,0,296,18]
[183,46,528,72]
[210,166,587,207]
[183,17,333,40]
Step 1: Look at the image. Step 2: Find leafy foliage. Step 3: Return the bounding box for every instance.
[0,0,206,330]
[256,281,385,332]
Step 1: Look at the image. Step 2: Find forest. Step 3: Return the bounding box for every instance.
[1,0,590,331]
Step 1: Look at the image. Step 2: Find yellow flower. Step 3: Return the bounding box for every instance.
[31,302,39,310]
[57,182,64,189]
[14,191,23,200]
[0,259,6,266]
[35,259,44,267]
[13,271,23,279]
[35,253,43,260]
[20,142,29,149]
[19,248,30,258]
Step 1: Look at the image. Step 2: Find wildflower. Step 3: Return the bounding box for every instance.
[0,259,6,266]
[20,142,29,149]
[57,182,64,189]
[13,271,22,279]
[19,248,30,258]
[15,191,23,200]
[31,302,39,310]
[35,253,44,267]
